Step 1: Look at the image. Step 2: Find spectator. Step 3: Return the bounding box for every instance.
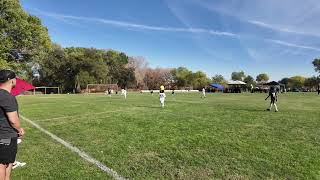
[0,70,25,180]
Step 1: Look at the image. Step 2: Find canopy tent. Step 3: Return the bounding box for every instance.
[262,81,286,92]
[263,81,281,86]
[11,78,35,96]
[209,84,224,90]
[263,81,285,88]
[228,80,246,85]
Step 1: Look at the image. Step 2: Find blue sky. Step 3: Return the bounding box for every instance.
[21,0,320,81]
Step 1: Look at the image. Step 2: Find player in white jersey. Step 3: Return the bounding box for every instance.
[159,90,166,108]
[123,89,127,99]
[201,87,206,98]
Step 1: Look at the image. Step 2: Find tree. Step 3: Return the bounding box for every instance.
[0,0,51,77]
[279,78,289,87]
[211,74,228,86]
[171,67,193,88]
[38,46,109,92]
[304,76,319,89]
[128,56,149,89]
[189,71,210,90]
[143,68,173,90]
[103,50,136,88]
[312,58,320,73]
[66,47,109,92]
[117,67,136,89]
[35,44,66,88]
[256,73,269,83]
[244,75,256,86]
[231,71,245,81]
[288,76,306,88]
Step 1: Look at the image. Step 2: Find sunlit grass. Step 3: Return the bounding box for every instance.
[13,92,320,179]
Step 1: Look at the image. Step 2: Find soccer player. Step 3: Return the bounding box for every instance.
[265,86,278,112]
[159,90,166,108]
[160,85,165,91]
[201,87,206,98]
[107,88,111,97]
[123,89,127,99]
[317,84,320,95]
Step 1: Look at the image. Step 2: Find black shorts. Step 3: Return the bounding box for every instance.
[0,137,17,164]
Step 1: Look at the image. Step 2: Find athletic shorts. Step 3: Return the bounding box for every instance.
[0,137,17,164]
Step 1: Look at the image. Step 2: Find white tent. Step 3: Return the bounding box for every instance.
[228,80,246,85]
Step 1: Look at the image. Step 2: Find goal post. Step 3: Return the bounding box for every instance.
[34,86,60,95]
[86,84,119,94]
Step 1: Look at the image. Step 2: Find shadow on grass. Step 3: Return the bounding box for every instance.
[225,107,267,112]
[135,105,162,109]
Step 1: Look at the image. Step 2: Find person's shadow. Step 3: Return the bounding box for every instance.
[135,105,162,109]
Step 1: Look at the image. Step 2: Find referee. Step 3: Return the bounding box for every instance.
[0,70,25,180]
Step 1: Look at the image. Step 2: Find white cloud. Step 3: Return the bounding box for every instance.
[34,10,236,37]
[192,0,320,37]
[248,20,319,37]
[268,39,320,52]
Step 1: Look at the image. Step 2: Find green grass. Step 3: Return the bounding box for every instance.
[12,92,320,179]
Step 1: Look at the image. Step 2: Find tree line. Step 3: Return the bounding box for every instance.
[0,0,319,92]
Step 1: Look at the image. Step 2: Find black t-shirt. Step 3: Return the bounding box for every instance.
[0,89,18,139]
[269,90,277,100]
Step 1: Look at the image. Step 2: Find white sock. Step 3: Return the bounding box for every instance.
[274,104,278,111]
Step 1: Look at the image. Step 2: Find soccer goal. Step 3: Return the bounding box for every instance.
[86,84,119,94]
[33,87,60,95]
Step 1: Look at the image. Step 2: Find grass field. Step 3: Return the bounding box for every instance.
[11,92,320,179]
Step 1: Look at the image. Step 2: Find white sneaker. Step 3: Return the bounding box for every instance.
[12,161,26,169]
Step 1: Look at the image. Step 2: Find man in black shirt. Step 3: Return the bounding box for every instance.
[0,70,25,180]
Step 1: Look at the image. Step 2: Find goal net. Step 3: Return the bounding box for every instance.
[33,87,60,95]
[86,84,119,94]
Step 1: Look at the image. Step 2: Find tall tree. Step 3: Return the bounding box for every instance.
[35,44,66,88]
[128,56,149,89]
[189,71,210,90]
[38,46,109,92]
[288,76,306,88]
[171,67,193,88]
[304,76,319,89]
[256,73,269,83]
[104,50,136,88]
[0,0,51,78]
[231,71,245,81]
[244,75,256,86]
[143,68,172,89]
[211,74,228,86]
[312,58,320,74]
[279,78,289,87]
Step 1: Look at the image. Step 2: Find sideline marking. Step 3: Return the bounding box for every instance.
[20,115,126,180]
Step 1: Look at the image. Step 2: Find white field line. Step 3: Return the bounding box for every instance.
[20,115,126,180]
